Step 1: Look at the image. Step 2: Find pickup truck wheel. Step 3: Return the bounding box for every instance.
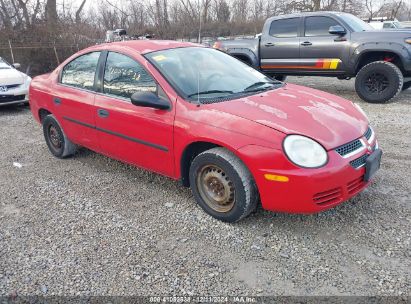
[189,147,259,222]
[43,115,77,158]
[355,61,403,103]
[273,75,287,82]
[402,81,411,91]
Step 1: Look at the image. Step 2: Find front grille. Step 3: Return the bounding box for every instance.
[335,139,363,157]
[0,84,20,89]
[313,187,343,205]
[347,176,365,195]
[0,94,25,103]
[364,127,372,141]
[350,153,368,169]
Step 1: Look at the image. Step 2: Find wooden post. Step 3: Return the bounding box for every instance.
[8,40,15,63]
[53,42,60,65]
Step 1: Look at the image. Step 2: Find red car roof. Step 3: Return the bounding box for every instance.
[86,40,200,54]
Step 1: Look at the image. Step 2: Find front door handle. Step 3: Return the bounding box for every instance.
[265,42,275,47]
[97,109,109,118]
[301,41,312,46]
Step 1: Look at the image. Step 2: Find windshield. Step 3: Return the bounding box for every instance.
[0,58,11,69]
[337,13,374,32]
[145,47,282,103]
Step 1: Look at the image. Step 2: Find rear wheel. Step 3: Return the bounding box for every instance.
[273,75,287,82]
[42,115,77,158]
[189,147,259,222]
[355,61,403,103]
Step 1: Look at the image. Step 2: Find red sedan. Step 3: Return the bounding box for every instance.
[29,41,382,222]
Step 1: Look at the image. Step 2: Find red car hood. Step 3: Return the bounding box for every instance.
[211,83,368,150]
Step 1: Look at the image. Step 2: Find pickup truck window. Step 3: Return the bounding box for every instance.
[61,52,100,90]
[103,52,157,100]
[305,16,341,36]
[269,18,299,38]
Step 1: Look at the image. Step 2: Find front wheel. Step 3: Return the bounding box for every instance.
[273,75,287,82]
[189,147,259,222]
[355,61,403,103]
[402,81,411,91]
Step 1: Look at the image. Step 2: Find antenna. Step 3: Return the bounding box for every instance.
[197,68,200,105]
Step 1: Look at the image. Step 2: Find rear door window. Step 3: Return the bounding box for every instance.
[269,18,300,38]
[61,52,100,90]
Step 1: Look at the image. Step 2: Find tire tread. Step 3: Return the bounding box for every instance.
[194,147,259,222]
[355,61,403,103]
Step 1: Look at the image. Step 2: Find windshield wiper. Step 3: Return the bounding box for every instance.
[243,81,279,93]
[187,90,234,98]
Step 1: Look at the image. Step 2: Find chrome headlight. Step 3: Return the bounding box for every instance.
[283,135,328,168]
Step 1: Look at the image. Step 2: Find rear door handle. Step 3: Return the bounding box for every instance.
[53,97,61,105]
[301,41,312,46]
[265,42,275,47]
[97,109,109,118]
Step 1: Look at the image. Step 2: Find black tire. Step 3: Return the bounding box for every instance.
[402,81,411,91]
[355,61,403,103]
[42,115,77,158]
[189,147,259,222]
[273,75,287,82]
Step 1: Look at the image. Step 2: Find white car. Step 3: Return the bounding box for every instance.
[0,57,31,106]
[368,20,404,30]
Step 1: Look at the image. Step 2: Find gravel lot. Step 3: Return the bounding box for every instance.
[0,76,410,297]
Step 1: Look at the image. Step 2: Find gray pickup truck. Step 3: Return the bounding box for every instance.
[213,11,411,103]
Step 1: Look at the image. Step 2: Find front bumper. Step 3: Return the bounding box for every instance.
[258,156,370,213]
[0,87,29,106]
[0,97,29,106]
[237,136,379,213]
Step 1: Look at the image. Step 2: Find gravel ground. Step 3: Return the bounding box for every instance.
[0,76,410,297]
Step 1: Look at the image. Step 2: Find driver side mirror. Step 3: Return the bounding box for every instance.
[329,25,346,36]
[130,91,170,110]
[12,63,21,69]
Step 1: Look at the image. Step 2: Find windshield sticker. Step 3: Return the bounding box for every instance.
[152,55,167,62]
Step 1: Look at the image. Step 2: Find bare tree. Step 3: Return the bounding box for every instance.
[46,0,58,28]
[75,0,87,23]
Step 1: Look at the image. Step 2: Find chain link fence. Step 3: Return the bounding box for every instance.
[0,33,99,76]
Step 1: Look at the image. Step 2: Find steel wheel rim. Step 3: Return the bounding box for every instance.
[196,164,235,213]
[48,125,62,149]
[364,72,389,94]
